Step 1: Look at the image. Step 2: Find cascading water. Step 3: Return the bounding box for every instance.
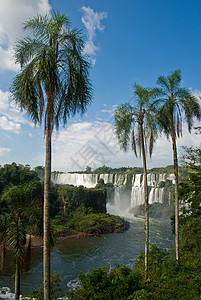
[52,173,99,188]
[51,172,174,216]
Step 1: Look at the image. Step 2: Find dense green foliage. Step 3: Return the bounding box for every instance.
[0,163,39,195]
[57,185,106,213]
[0,163,61,218]
[0,163,127,239]
[52,205,128,235]
[66,228,201,300]
[53,183,127,235]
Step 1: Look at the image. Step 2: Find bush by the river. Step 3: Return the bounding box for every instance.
[52,205,129,236]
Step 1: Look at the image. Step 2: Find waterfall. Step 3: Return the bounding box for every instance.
[51,173,98,188]
[149,187,165,204]
[51,172,174,214]
[131,174,144,207]
[99,173,114,184]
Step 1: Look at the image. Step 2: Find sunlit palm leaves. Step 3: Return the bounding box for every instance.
[114,84,157,158]
[11,11,92,132]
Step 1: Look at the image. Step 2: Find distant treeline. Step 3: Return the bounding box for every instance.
[0,163,189,185]
[52,164,189,177]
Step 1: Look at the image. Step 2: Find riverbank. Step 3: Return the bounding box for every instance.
[25,217,129,248]
[0,218,174,295]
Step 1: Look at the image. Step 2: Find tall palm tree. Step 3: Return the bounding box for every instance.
[1,182,42,300]
[10,12,92,299]
[154,70,201,263]
[114,84,157,279]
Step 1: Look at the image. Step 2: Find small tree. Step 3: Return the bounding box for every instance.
[1,182,42,300]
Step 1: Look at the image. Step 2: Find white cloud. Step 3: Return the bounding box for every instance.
[0,0,51,72]
[52,120,119,171]
[0,116,21,134]
[0,90,32,125]
[101,109,112,113]
[0,89,33,133]
[190,89,201,99]
[51,115,201,172]
[0,147,12,157]
[81,6,107,65]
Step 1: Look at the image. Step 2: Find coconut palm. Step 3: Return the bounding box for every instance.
[154,70,201,263]
[114,84,157,279]
[10,12,92,298]
[1,182,42,300]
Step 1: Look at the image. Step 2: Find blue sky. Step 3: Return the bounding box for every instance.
[0,0,200,172]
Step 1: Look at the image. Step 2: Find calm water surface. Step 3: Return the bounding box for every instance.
[0,216,174,295]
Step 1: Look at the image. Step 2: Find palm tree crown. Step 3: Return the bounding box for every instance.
[11,11,92,132]
[115,84,157,158]
[154,70,200,138]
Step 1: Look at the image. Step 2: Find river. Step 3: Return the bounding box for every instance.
[0,214,174,296]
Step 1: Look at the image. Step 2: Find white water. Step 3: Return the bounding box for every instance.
[52,172,174,216]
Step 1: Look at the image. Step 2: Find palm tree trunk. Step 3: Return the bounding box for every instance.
[25,234,32,272]
[171,132,179,263]
[0,241,6,271]
[15,259,20,300]
[43,118,52,300]
[140,124,149,280]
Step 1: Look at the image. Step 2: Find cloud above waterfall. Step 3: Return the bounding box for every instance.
[0,0,51,72]
[51,118,201,172]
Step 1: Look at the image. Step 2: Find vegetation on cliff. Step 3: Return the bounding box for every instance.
[0,163,128,242]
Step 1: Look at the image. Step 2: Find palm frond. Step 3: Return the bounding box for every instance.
[7,219,26,263]
[114,104,134,152]
[131,128,138,157]
[168,69,181,92]
[155,69,201,140]
[11,11,92,134]
[24,14,50,40]
[156,75,170,93]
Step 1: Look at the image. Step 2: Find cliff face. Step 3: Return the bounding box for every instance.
[57,185,107,213]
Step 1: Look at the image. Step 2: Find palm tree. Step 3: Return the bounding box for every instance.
[154,70,201,263]
[1,182,42,300]
[114,84,157,279]
[10,12,92,299]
